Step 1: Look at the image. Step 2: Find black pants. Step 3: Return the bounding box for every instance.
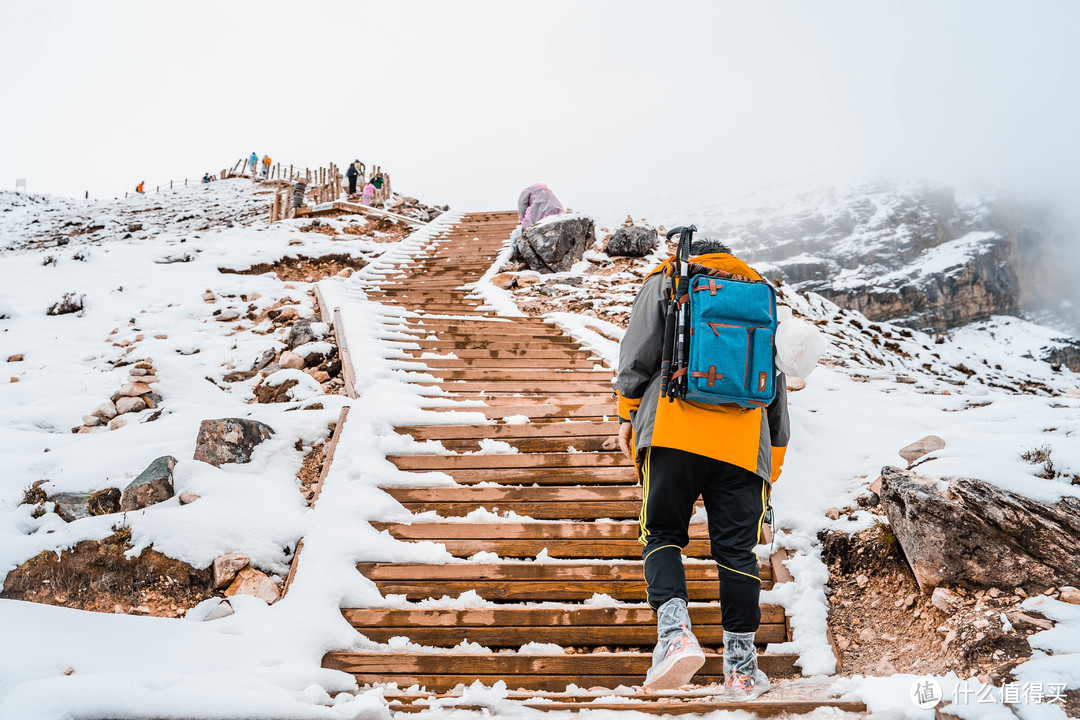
[348,176,358,194]
[639,446,768,634]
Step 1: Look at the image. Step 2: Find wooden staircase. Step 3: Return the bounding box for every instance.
[323,211,864,715]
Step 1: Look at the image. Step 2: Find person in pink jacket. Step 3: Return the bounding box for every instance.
[517,183,564,231]
[362,181,375,206]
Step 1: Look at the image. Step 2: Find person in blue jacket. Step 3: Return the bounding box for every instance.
[249,152,258,176]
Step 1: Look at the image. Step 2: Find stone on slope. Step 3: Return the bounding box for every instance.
[898,435,945,465]
[193,418,275,466]
[279,351,305,370]
[604,224,658,257]
[880,465,1080,592]
[286,319,318,349]
[516,216,595,273]
[213,553,251,589]
[115,396,147,415]
[224,567,281,604]
[49,488,123,522]
[120,456,177,511]
[92,401,118,421]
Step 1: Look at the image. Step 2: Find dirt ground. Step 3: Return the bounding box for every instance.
[220,252,366,282]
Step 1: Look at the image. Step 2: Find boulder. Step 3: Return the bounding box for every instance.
[50,488,122,522]
[490,273,517,290]
[92,401,118,421]
[120,456,177,511]
[1059,586,1080,605]
[212,553,250,589]
[286,319,317,348]
[224,567,281,604]
[7,354,24,362]
[193,418,275,466]
[178,492,200,505]
[605,225,658,257]
[515,216,595,273]
[250,348,276,372]
[115,396,147,415]
[279,351,305,370]
[116,382,153,398]
[899,435,945,465]
[204,599,235,621]
[880,466,1080,592]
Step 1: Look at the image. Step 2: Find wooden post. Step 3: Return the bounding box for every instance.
[289,165,293,181]
[156,186,159,193]
[85,191,88,199]
[170,180,173,189]
[184,178,187,186]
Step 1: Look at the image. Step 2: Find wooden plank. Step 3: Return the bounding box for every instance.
[360,623,787,647]
[395,422,618,440]
[419,370,612,382]
[422,405,616,421]
[371,522,703,541]
[282,406,350,596]
[393,499,639,518]
[369,580,728,601]
[384,485,639,502]
[388,452,629,470]
[390,700,867,716]
[429,436,617,453]
[323,651,800,678]
[409,358,604,369]
[344,605,785,627]
[404,348,596,360]
[398,467,637,485]
[373,537,716,559]
[332,307,358,399]
[356,560,767,581]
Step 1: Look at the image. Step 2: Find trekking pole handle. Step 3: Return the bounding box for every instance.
[665,224,697,242]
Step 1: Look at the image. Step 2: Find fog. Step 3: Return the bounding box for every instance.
[2,1,1078,212]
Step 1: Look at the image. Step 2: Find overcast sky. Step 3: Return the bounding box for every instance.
[2,1,1078,213]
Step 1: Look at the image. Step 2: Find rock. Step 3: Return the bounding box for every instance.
[130,375,158,384]
[932,587,963,613]
[117,382,153,397]
[1059,586,1080,605]
[825,507,840,521]
[224,567,281,604]
[880,466,1080,592]
[178,492,200,505]
[204,599,235,621]
[88,488,121,516]
[856,574,869,588]
[605,224,658,257]
[108,417,126,430]
[835,635,850,650]
[898,435,945,465]
[193,418,275,467]
[128,367,150,377]
[1006,611,1054,632]
[142,392,163,409]
[336,267,353,278]
[50,492,96,522]
[515,216,595,273]
[286,319,317,349]
[490,272,517,290]
[115,396,147,414]
[120,456,177,511]
[76,425,93,433]
[7,354,23,362]
[212,553,250,589]
[202,290,216,302]
[516,274,541,288]
[279,351,305,370]
[275,306,299,322]
[216,309,240,322]
[872,658,898,676]
[1064,388,1080,399]
[903,592,917,609]
[82,415,102,427]
[858,628,875,642]
[786,377,806,391]
[9,377,18,384]
[869,476,882,496]
[46,292,84,316]
[288,238,304,246]
[251,349,276,372]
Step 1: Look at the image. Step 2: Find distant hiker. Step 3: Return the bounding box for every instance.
[202,173,212,184]
[136,181,145,194]
[517,183,564,232]
[261,155,271,177]
[615,235,789,697]
[249,152,258,176]
[361,181,375,206]
[346,160,361,195]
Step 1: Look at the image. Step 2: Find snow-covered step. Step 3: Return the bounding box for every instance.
[385,483,657,519]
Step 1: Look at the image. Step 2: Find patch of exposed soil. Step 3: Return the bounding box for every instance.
[821,526,1043,685]
[0,529,213,617]
[296,434,329,506]
[220,253,366,282]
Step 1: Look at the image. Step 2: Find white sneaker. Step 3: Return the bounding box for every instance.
[643,623,706,690]
[724,668,771,700]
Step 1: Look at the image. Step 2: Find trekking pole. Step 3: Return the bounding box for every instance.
[668,225,696,399]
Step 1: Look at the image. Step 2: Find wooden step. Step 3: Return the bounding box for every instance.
[423,404,616,420]
[397,467,637,485]
[404,348,597,360]
[356,561,773,600]
[396,422,619,440]
[322,652,801,692]
[388,452,630,470]
[412,358,605,369]
[389,699,868,716]
[345,605,786,646]
[384,484,646,519]
[419,370,612,381]
[430,435,618,453]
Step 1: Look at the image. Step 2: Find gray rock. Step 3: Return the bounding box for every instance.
[250,349,276,372]
[120,456,177,511]
[605,225,658,257]
[880,465,1080,592]
[193,418,275,467]
[287,319,317,349]
[931,587,963,613]
[204,599,235,621]
[515,216,595,273]
[49,488,122,521]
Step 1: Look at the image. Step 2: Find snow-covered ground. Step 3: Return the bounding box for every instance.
[1,182,1079,718]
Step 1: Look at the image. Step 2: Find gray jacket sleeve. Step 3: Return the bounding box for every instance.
[615,273,667,416]
[517,188,531,223]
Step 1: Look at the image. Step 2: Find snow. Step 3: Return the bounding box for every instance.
[2,180,1079,717]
